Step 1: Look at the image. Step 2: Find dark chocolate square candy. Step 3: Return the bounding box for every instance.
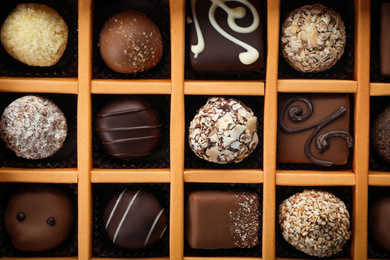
[185,190,260,249]
[188,0,264,74]
[277,94,353,166]
[381,3,390,77]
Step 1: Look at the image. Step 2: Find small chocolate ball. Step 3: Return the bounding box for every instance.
[5,186,74,252]
[369,193,390,251]
[372,105,390,162]
[103,189,167,249]
[188,97,258,164]
[95,96,162,160]
[99,10,163,74]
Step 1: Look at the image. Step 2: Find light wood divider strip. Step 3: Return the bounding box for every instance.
[91,169,171,183]
[184,258,262,260]
[91,79,172,94]
[184,169,264,183]
[169,0,185,259]
[370,82,390,96]
[0,168,78,183]
[78,0,93,259]
[369,171,390,186]
[0,77,78,94]
[352,0,371,259]
[276,171,355,186]
[263,0,280,259]
[278,79,358,93]
[184,80,265,95]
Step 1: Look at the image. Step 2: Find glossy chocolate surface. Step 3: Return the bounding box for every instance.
[103,189,167,249]
[95,97,162,160]
[99,10,163,74]
[189,0,264,74]
[278,95,353,166]
[186,190,259,249]
[5,186,74,252]
[381,3,390,77]
[369,193,390,251]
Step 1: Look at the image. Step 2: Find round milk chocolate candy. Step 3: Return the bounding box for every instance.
[5,186,74,252]
[95,97,162,160]
[99,10,163,74]
[103,189,167,249]
[372,106,390,163]
[369,193,390,251]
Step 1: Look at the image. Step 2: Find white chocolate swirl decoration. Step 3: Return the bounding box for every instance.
[191,0,260,65]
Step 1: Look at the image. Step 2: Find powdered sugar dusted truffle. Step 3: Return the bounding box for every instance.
[188,97,258,164]
[99,10,163,74]
[281,4,346,73]
[0,95,67,159]
[279,189,351,257]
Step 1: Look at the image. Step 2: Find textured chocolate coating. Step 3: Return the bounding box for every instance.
[99,10,163,74]
[189,0,264,74]
[95,97,162,160]
[186,190,259,249]
[278,95,353,166]
[372,106,390,163]
[0,95,67,159]
[5,186,74,252]
[369,193,390,251]
[381,3,390,77]
[103,189,167,249]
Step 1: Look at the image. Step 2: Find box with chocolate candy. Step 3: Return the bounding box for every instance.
[0,0,385,259]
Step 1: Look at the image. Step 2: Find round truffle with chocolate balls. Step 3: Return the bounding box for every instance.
[0,95,67,160]
[99,10,163,74]
[95,96,162,160]
[278,189,351,258]
[188,97,259,164]
[103,188,168,249]
[371,105,390,163]
[4,186,74,252]
[280,4,346,73]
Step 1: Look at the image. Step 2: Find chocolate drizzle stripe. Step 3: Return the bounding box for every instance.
[113,190,141,243]
[279,96,353,167]
[96,105,153,117]
[101,135,162,144]
[108,151,151,157]
[95,124,163,132]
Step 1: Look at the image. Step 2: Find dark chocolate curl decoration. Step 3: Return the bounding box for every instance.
[279,96,354,167]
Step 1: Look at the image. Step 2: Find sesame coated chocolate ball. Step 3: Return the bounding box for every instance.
[188,97,259,164]
[99,10,163,74]
[278,189,351,257]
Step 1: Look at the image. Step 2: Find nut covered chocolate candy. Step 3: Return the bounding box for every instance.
[188,97,258,164]
[5,186,74,252]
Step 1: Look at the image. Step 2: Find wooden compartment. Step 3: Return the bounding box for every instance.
[0,0,387,260]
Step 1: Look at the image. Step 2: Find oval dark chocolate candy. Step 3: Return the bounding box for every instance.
[95,96,162,160]
[4,186,74,252]
[369,193,390,251]
[103,189,167,249]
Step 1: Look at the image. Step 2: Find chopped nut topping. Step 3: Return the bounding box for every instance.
[278,189,351,257]
[281,4,346,73]
[188,97,258,164]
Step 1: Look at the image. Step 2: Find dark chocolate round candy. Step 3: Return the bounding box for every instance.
[95,96,162,160]
[99,10,163,74]
[372,106,390,162]
[369,193,390,251]
[5,186,74,252]
[103,189,168,249]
